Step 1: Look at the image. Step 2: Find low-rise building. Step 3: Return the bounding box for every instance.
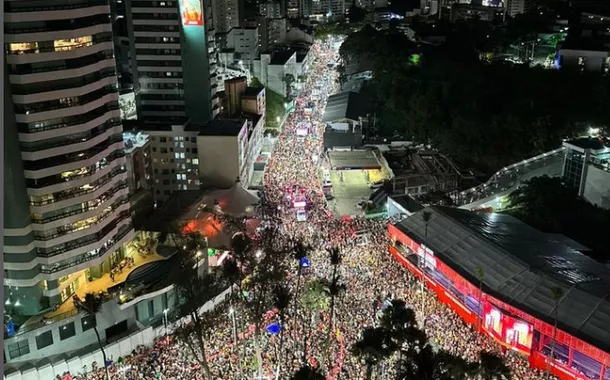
[383,147,463,195]
[216,27,260,72]
[562,137,610,210]
[257,17,288,51]
[254,50,297,97]
[197,116,265,188]
[322,91,372,149]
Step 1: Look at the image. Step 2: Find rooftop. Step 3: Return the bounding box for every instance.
[198,119,246,137]
[389,194,425,214]
[328,150,381,170]
[243,86,265,97]
[122,131,150,154]
[322,91,372,123]
[563,136,610,153]
[270,50,296,65]
[394,206,610,352]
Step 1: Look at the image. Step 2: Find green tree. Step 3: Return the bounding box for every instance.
[352,326,397,380]
[300,278,331,362]
[77,294,111,380]
[283,73,295,97]
[477,352,512,380]
[272,284,292,377]
[291,365,326,380]
[169,228,228,380]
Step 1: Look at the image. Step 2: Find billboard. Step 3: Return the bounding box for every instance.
[483,302,533,355]
[180,0,203,26]
[119,92,137,120]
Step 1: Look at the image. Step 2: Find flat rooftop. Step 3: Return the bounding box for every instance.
[322,91,371,123]
[198,119,246,136]
[328,150,381,170]
[270,50,295,65]
[563,137,610,153]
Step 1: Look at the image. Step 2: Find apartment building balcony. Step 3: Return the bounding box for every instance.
[7,233,170,338]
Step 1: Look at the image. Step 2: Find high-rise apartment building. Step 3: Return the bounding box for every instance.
[211,0,244,33]
[4,0,135,315]
[286,0,302,18]
[310,0,345,17]
[260,1,284,18]
[124,0,219,124]
[505,0,530,17]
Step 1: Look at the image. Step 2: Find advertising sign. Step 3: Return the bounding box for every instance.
[180,0,203,26]
[119,92,137,120]
[483,302,533,355]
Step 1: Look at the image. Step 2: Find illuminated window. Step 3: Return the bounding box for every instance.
[54,36,93,52]
[9,42,38,54]
[192,158,199,165]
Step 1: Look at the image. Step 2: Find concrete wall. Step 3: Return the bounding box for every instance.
[4,287,233,380]
[197,135,240,188]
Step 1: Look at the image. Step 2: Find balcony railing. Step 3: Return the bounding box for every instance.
[30,168,126,207]
[9,51,114,76]
[12,309,80,337]
[19,105,119,134]
[40,224,133,274]
[27,150,125,189]
[6,0,108,13]
[31,187,128,224]
[21,121,121,154]
[16,86,117,115]
[24,135,123,172]
[6,36,112,56]
[12,68,116,96]
[36,210,131,258]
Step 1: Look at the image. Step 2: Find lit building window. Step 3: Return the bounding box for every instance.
[53,36,93,52]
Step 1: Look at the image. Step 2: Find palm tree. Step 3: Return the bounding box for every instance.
[78,293,111,380]
[477,351,512,380]
[292,241,310,326]
[475,266,485,334]
[327,247,343,333]
[273,285,292,379]
[546,287,564,380]
[283,73,295,97]
[352,326,397,380]
[300,278,331,363]
[420,210,432,322]
[291,365,326,380]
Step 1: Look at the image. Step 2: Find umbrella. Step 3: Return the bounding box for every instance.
[266,323,281,335]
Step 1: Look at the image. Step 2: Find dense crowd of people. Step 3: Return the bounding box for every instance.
[68,39,555,380]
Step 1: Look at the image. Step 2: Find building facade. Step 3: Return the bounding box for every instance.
[211,0,243,33]
[562,137,610,209]
[143,125,201,201]
[4,0,135,315]
[125,0,219,123]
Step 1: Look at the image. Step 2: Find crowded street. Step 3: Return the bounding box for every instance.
[68,39,552,380]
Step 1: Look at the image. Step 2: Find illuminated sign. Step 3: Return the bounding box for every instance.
[180,0,203,26]
[119,92,137,120]
[483,302,533,355]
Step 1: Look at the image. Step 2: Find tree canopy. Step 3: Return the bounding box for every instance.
[339,25,610,173]
[506,176,610,259]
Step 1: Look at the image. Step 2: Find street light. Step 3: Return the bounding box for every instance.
[276,116,281,123]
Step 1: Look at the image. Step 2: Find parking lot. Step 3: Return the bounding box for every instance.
[326,169,373,217]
